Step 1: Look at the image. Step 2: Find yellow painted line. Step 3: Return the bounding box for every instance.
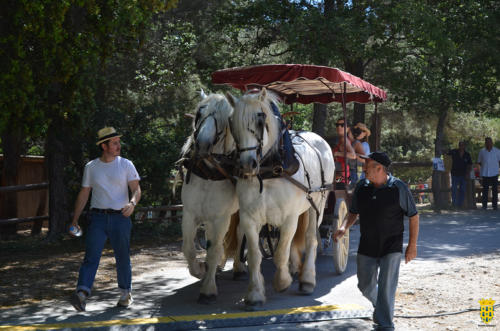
[0,303,366,330]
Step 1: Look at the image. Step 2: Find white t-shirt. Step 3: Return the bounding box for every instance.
[82,156,140,210]
[477,147,500,177]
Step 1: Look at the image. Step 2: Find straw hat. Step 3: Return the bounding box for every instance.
[96,127,122,145]
[354,122,371,137]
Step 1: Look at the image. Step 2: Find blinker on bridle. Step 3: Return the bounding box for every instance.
[194,106,225,147]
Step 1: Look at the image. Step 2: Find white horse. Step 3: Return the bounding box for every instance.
[227,88,334,308]
[180,91,245,304]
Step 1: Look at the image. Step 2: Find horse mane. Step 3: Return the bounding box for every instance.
[233,89,281,156]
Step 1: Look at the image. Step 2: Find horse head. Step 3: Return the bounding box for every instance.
[192,90,234,158]
[227,88,281,177]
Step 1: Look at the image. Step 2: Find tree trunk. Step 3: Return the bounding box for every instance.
[0,128,24,239]
[369,111,381,151]
[345,59,366,125]
[310,0,335,137]
[45,119,70,240]
[312,103,327,137]
[432,107,449,210]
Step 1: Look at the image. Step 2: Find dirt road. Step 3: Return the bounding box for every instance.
[0,209,499,330]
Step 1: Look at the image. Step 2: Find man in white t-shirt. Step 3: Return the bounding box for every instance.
[477,137,500,210]
[70,127,141,312]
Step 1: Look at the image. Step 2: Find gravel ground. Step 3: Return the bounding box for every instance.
[394,252,500,330]
[1,208,499,330]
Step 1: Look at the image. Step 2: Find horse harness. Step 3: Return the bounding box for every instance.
[230,108,333,219]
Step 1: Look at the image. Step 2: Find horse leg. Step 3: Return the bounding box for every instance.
[198,219,227,304]
[273,216,298,293]
[299,197,327,294]
[240,214,265,308]
[233,214,248,280]
[182,211,206,279]
[290,211,308,276]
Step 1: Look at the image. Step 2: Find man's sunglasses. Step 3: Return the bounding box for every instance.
[335,123,345,127]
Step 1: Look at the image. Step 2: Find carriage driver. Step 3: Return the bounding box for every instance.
[334,151,419,331]
[70,127,141,312]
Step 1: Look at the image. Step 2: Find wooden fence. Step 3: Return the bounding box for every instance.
[0,159,496,229]
[0,182,49,225]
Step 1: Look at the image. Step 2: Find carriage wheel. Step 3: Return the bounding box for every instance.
[333,199,349,275]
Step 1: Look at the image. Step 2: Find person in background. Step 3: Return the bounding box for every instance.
[334,151,419,331]
[477,137,500,210]
[333,118,356,188]
[70,127,141,312]
[352,122,371,179]
[446,141,472,208]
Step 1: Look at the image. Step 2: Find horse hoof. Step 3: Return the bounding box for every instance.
[244,300,264,311]
[299,282,315,295]
[197,293,217,305]
[233,271,248,281]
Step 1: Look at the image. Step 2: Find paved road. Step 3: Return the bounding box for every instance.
[1,208,499,330]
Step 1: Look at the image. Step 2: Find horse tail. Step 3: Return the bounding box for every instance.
[223,212,240,258]
[171,165,185,196]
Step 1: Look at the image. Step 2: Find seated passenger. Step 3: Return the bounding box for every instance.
[333,118,357,188]
[351,122,371,179]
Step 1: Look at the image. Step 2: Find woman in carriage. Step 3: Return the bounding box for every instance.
[332,118,357,189]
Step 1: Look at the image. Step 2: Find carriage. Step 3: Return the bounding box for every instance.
[179,64,386,307]
[211,64,388,275]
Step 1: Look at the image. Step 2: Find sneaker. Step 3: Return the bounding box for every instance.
[71,291,87,312]
[117,292,133,307]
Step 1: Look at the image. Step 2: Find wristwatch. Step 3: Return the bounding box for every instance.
[130,200,136,206]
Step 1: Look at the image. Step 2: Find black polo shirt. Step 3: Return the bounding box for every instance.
[349,175,418,258]
[447,149,472,177]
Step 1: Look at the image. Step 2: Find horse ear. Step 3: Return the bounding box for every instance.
[226,92,236,108]
[259,87,267,102]
[200,89,207,99]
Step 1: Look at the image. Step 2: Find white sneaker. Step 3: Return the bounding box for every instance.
[117,291,133,307]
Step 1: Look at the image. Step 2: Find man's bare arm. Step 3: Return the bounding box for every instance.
[122,180,141,217]
[71,187,91,226]
[333,212,358,242]
[405,214,419,263]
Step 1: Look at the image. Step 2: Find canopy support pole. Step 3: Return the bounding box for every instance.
[342,82,348,197]
[374,102,379,150]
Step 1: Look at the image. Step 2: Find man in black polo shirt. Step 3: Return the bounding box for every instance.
[334,152,419,331]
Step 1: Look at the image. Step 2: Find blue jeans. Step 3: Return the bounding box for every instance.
[451,175,466,207]
[357,252,402,331]
[76,212,132,296]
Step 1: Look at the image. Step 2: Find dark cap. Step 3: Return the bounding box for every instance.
[360,151,391,168]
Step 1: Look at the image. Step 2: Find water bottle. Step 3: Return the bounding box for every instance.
[69,225,82,237]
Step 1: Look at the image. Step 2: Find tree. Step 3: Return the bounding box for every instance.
[377,0,500,208]
[0,1,178,240]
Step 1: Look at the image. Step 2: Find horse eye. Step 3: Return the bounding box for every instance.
[256,113,266,127]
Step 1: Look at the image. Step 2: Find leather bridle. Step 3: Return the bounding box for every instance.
[193,106,225,149]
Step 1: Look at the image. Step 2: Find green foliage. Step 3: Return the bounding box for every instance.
[1,0,499,213]
[378,0,499,115]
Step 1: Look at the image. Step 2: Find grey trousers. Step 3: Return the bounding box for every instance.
[357,252,402,331]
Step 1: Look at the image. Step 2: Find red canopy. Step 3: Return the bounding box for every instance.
[212,64,387,104]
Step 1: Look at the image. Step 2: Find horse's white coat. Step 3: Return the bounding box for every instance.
[180,92,244,300]
[228,89,334,306]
